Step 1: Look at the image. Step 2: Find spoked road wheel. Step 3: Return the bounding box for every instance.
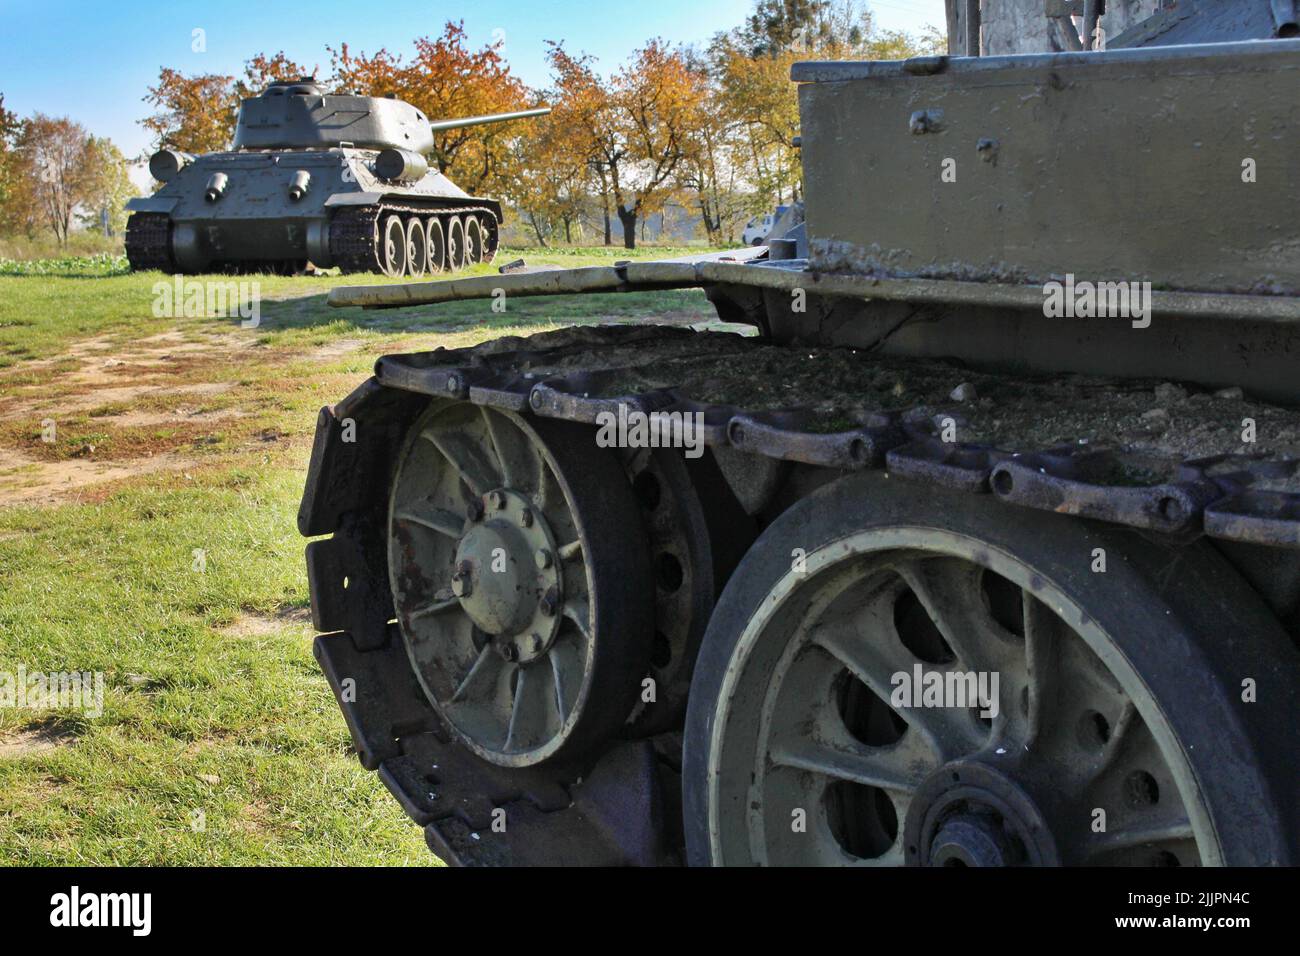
[388,401,654,768]
[381,214,407,277]
[425,217,446,274]
[405,217,427,278]
[446,216,466,272]
[465,216,485,265]
[684,472,1300,866]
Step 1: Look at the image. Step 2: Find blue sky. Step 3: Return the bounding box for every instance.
[0,0,944,162]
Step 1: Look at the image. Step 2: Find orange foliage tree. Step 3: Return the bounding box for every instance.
[141,69,241,154]
[541,41,707,249]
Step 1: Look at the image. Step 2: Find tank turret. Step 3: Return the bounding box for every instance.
[125,79,550,276]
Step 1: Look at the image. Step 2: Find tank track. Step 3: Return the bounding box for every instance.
[299,324,1300,865]
[328,203,500,275]
[350,324,1300,549]
[124,212,175,273]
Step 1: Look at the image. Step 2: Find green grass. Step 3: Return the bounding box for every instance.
[0,243,722,864]
[0,469,437,864]
[0,245,708,368]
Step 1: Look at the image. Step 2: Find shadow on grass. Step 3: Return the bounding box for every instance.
[254,286,716,335]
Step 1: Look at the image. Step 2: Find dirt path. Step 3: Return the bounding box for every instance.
[0,329,366,506]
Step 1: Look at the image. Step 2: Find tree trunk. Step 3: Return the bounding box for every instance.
[528,213,549,248]
[603,204,612,246]
[696,195,716,246]
[616,204,637,250]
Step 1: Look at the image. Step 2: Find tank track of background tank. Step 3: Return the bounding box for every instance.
[124,212,175,272]
[299,324,1300,865]
[328,203,500,275]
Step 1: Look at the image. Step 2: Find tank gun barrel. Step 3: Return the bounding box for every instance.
[426,106,551,133]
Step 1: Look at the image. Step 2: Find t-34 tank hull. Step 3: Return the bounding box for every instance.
[126,79,547,276]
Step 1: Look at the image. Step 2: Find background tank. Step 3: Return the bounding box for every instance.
[125,78,549,276]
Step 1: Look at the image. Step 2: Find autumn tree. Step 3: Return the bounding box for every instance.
[12,115,98,244]
[141,69,241,153]
[78,137,139,236]
[711,0,941,215]
[0,95,41,236]
[0,94,19,207]
[606,42,710,248]
[734,0,833,56]
[672,51,748,244]
[541,44,616,243]
[530,41,705,250]
[507,111,591,246]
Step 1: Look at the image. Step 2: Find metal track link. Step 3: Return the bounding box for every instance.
[361,324,1300,549]
[124,212,175,272]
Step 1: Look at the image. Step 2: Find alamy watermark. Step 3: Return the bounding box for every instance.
[594,404,705,459]
[152,275,261,328]
[890,663,999,719]
[0,667,104,718]
[50,886,151,936]
[1043,273,1151,329]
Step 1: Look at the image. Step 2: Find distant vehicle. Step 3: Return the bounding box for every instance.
[125,78,549,276]
[741,204,790,245]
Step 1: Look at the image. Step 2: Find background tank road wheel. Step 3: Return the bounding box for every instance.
[404,217,427,278]
[381,214,407,277]
[446,215,466,272]
[465,215,485,265]
[683,471,1300,866]
[425,216,445,275]
[388,401,654,768]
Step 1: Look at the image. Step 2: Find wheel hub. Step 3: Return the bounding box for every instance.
[453,487,562,664]
[905,761,1058,867]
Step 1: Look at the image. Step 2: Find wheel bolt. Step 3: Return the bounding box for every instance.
[531,633,544,654]
[534,548,553,570]
[445,374,460,394]
[490,490,508,511]
[539,587,559,617]
[519,508,534,528]
[500,642,518,662]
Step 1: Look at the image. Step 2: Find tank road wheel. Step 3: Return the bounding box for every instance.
[425,216,446,275]
[622,447,752,737]
[464,216,485,265]
[388,401,654,768]
[404,217,427,278]
[480,214,499,264]
[446,215,467,272]
[684,472,1299,866]
[381,214,407,277]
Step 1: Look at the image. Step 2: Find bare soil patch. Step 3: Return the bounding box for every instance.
[220,606,314,638]
[0,331,367,506]
[0,726,75,759]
